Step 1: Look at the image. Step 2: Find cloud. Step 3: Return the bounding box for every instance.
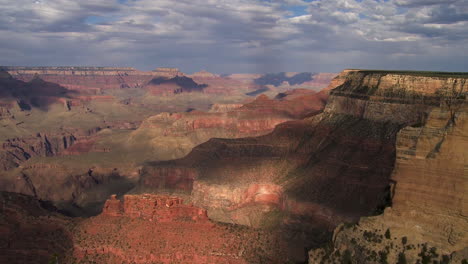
[0,0,466,73]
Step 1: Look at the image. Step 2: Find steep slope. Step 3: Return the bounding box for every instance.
[138,70,467,259]
[128,89,327,163]
[308,103,467,264]
[0,69,77,111]
[0,191,73,264]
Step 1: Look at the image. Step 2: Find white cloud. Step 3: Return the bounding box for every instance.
[0,0,466,73]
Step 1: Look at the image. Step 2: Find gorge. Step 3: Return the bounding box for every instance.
[0,67,466,263]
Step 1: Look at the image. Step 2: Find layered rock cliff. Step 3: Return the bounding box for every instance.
[138,70,467,263]
[129,90,326,163]
[4,66,187,93]
[308,102,467,263]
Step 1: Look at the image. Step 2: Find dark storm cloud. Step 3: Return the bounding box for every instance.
[0,0,466,73]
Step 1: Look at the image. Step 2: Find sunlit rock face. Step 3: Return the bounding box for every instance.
[308,104,468,264]
[389,106,467,251]
[129,89,327,162]
[70,193,288,264]
[0,191,290,264]
[139,70,468,233]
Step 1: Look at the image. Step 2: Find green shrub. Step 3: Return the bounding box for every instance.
[397,252,407,264]
[385,229,391,239]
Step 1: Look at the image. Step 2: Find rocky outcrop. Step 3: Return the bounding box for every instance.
[0,190,290,264]
[129,90,326,162]
[69,193,289,264]
[0,126,105,171]
[252,72,338,92]
[0,70,77,110]
[209,103,244,112]
[152,67,184,78]
[308,103,467,263]
[0,133,76,170]
[139,70,467,234]
[0,164,137,216]
[102,194,208,222]
[146,76,208,95]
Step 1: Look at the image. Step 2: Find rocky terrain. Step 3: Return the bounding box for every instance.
[0,191,290,264]
[308,87,467,263]
[1,66,466,263]
[138,70,467,262]
[0,66,333,218]
[129,89,327,163]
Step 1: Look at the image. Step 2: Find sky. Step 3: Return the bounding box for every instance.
[0,0,467,74]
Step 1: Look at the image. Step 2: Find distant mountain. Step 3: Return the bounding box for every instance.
[0,70,76,110]
[147,76,208,94]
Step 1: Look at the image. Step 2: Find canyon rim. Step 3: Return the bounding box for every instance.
[1,0,467,263]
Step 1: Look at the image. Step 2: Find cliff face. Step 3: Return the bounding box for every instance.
[308,104,467,264]
[129,90,326,163]
[139,70,467,234]
[0,70,77,110]
[4,66,186,93]
[0,126,105,171]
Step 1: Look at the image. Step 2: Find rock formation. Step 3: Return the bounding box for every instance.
[308,103,467,263]
[0,69,77,111]
[128,89,327,164]
[146,76,208,95]
[102,194,209,222]
[138,70,467,262]
[3,66,186,93]
[0,191,290,263]
[68,193,289,263]
[2,67,466,263]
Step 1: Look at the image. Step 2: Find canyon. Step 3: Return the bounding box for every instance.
[139,70,467,262]
[0,66,333,217]
[0,67,466,263]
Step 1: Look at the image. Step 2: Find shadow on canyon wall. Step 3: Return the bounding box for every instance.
[0,69,77,111]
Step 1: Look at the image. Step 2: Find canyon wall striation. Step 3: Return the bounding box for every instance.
[139,70,467,234]
[308,102,467,263]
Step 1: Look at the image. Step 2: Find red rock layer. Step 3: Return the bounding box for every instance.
[69,194,288,263]
[140,70,468,231]
[102,194,209,222]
